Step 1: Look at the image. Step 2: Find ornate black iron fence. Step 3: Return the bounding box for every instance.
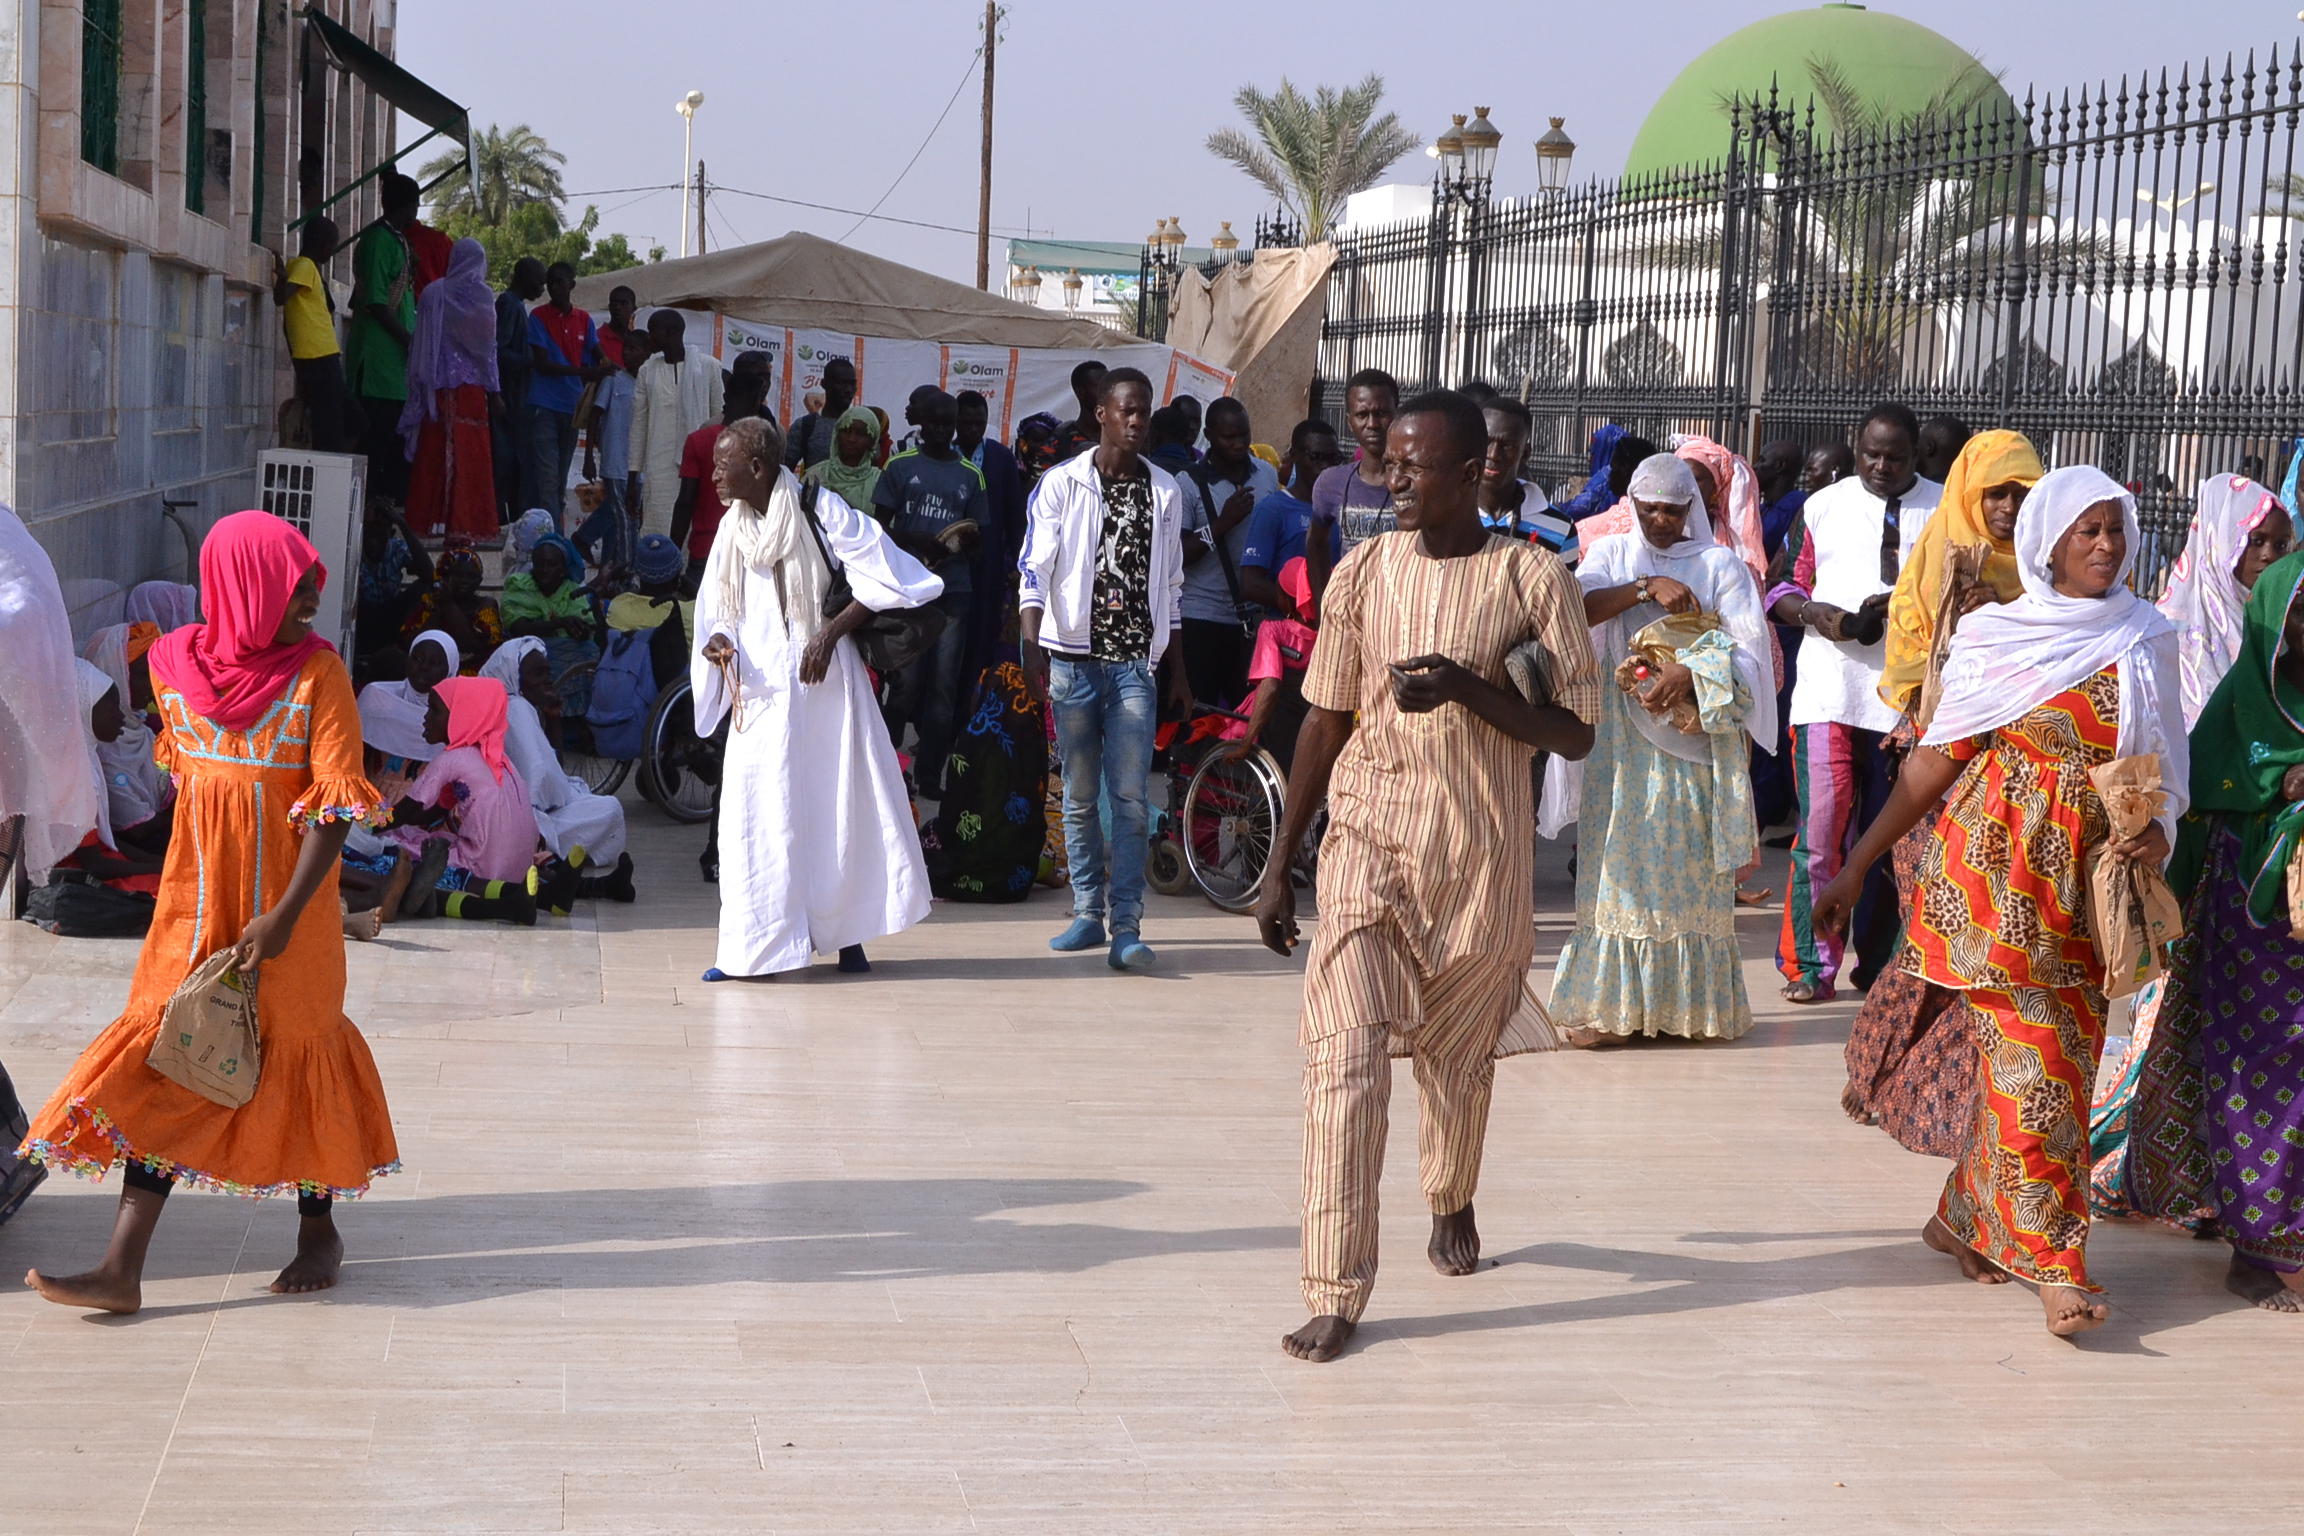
[1313,41,2304,591]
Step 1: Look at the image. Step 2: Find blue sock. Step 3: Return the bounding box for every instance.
[1050,917,1106,952]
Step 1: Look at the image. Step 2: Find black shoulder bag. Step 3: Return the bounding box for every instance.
[795,482,949,674]
[1186,465,1259,639]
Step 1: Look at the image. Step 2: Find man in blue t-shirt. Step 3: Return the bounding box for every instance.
[872,388,984,800]
[1239,418,1346,618]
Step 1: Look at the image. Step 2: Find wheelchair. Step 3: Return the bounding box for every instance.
[1146,710,1323,913]
[634,674,723,825]
[548,660,634,796]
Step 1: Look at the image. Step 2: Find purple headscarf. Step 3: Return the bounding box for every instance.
[398,238,502,457]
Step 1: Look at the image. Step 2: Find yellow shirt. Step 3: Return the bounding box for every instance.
[282,256,338,360]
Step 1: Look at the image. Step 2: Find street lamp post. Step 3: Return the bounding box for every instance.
[676,90,705,258]
[1061,268,1083,312]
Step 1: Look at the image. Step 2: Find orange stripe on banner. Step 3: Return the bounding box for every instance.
[778,329,796,424]
[1000,349,1019,440]
[1161,354,1181,404]
[939,344,951,390]
[712,314,724,365]
[852,335,867,393]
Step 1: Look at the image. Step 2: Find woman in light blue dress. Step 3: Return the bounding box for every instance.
[1551,454,1776,1043]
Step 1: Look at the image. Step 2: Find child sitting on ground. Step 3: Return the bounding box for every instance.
[387,678,570,924]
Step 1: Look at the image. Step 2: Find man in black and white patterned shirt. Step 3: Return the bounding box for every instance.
[1019,367,1191,972]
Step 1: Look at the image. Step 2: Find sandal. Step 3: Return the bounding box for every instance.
[1781,980,1818,1004]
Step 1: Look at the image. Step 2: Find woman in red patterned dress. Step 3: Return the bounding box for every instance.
[1814,465,2186,1337]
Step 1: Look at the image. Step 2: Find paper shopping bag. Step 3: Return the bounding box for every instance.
[146,949,262,1108]
[2085,756,2183,999]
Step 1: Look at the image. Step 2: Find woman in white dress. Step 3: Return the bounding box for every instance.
[692,416,942,979]
[480,635,633,899]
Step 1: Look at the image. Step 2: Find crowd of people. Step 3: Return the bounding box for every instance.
[3,289,2301,1370]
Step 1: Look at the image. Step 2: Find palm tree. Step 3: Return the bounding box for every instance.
[418,123,567,231]
[1205,76,1419,241]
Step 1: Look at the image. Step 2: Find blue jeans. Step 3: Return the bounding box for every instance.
[573,476,634,571]
[1049,654,1156,934]
[523,405,579,528]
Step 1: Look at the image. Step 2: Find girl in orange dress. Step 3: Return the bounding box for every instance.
[1815,466,2185,1338]
[18,511,400,1313]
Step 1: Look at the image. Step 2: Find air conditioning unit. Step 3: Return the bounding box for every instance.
[256,449,366,656]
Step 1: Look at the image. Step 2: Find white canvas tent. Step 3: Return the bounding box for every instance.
[570,233,1232,440]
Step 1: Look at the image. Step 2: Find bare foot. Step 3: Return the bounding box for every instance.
[1781,980,1820,1004]
[24,1266,141,1314]
[1840,1082,1878,1125]
[1429,1204,1481,1276]
[268,1215,343,1295]
[376,854,416,922]
[1281,1314,1356,1362]
[2042,1283,2108,1336]
[1562,1026,1625,1049]
[1922,1215,2009,1284]
[2224,1252,2304,1313]
[341,906,383,942]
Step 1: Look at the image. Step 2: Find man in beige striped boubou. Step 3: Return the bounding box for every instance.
[1256,389,1602,1364]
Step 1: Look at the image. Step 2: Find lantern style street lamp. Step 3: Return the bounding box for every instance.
[1536,117,1577,196]
[1014,264,1042,305]
[1434,114,1466,183]
[1460,107,1501,186]
[1061,268,1083,312]
[1211,221,1239,263]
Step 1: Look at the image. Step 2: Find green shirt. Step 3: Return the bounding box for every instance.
[342,224,415,400]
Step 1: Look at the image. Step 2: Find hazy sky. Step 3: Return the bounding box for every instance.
[394,1,2296,285]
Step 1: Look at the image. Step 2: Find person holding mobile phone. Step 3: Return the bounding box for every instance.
[1255,390,1600,1365]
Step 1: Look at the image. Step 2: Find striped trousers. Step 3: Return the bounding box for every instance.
[1300,939,1522,1322]
[1776,720,1901,998]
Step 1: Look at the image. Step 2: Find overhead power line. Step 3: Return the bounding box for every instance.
[839,53,981,243]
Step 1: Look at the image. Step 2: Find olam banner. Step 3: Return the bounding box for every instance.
[621,308,1234,443]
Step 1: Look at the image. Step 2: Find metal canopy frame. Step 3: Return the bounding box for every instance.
[287,6,471,233]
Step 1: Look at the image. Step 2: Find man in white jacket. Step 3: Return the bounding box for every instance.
[627,309,724,539]
[1018,367,1190,971]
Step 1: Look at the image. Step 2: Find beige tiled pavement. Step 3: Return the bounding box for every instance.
[2,793,2299,1533]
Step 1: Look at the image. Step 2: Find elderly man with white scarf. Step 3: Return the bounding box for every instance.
[692,415,942,980]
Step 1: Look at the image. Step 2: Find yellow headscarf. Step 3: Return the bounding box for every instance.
[1878,428,2043,715]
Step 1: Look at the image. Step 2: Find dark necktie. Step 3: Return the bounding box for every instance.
[1878,494,1904,584]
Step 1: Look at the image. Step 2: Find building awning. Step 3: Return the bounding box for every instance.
[289,7,472,231]
[1005,238,1214,279]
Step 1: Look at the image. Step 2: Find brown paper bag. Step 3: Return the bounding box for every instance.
[1914,543,1990,736]
[1613,610,1723,735]
[2288,844,2304,942]
[145,949,262,1108]
[2085,756,2184,999]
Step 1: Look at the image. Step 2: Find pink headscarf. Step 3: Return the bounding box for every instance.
[148,510,330,732]
[1671,434,1768,587]
[431,675,512,784]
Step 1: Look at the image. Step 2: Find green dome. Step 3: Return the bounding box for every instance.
[1623,4,2014,179]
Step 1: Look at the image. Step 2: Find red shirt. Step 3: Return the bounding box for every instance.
[407,221,452,293]
[678,423,728,560]
[533,302,592,367]
[598,326,628,369]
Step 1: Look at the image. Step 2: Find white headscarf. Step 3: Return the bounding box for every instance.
[409,628,461,676]
[2158,474,2283,729]
[1579,455,1778,763]
[82,624,166,831]
[357,682,436,762]
[479,635,545,693]
[126,580,200,632]
[1924,464,2186,838]
[0,504,105,882]
[709,462,832,640]
[73,657,120,849]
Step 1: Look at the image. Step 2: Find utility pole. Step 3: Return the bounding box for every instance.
[975,1,996,290]
[696,160,708,256]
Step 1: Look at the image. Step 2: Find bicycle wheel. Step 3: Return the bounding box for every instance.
[552,662,631,796]
[1180,747,1286,912]
[638,677,722,824]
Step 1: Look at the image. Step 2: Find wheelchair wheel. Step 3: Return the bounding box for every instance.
[1180,746,1287,912]
[1145,834,1192,897]
[638,676,722,824]
[551,662,631,796]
